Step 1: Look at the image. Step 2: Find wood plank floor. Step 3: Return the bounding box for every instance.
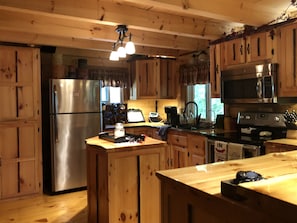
[0,190,87,223]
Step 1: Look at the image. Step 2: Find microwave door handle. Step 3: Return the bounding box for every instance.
[256,79,262,99]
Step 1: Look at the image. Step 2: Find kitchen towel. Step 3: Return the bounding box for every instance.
[214,141,228,162]
[227,143,243,160]
[158,125,171,140]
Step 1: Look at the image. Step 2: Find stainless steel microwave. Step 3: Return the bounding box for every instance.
[221,63,278,103]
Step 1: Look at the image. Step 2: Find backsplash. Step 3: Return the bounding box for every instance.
[127,99,179,122]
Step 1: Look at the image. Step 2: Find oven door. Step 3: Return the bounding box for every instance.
[207,139,262,163]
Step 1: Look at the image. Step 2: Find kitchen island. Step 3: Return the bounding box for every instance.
[156,150,297,223]
[85,136,167,223]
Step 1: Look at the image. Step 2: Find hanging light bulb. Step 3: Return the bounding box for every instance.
[109,43,119,61]
[109,25,135,61]
[117,42,126,58]
[125,33,135,55]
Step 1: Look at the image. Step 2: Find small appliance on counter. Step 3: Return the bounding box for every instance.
[102,103,127,129]
[149,112,162,122]
[127,108,145,123]
[165,106,179,127]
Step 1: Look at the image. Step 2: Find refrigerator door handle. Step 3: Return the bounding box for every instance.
[53,85,59,142]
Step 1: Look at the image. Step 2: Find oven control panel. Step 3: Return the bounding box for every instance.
[237,112,286,128]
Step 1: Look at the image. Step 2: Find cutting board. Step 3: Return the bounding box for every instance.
[221,172,297,219]
[238,172,297,205]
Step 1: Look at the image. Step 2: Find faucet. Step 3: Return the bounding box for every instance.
[183,101,200,128]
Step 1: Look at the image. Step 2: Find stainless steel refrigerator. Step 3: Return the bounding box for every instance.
[43,79,101,193]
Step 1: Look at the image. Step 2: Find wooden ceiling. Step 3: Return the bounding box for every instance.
[0,0,295,58]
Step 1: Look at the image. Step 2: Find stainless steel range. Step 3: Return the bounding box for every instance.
[205,112,287,163]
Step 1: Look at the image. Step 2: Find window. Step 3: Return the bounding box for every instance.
[187,84,224,122]
[101,83,123,104]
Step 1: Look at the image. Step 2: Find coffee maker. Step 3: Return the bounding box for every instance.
[165,106,179,127]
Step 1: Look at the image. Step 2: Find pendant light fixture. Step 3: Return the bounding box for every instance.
[109,43,119,61]
[109,25,135,61]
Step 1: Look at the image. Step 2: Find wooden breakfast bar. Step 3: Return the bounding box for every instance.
[156,150,297,223]
[85,136,166,223]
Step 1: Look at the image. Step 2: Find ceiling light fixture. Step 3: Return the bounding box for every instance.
[109,25,135,61]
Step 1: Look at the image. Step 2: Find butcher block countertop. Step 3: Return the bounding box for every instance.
[266,138,297,146]
[156,150,297,223]
[85,135,166,152]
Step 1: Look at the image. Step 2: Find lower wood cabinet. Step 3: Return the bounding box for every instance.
[167,130,207,169]
[0,121,41,199]
[86,138,166,223]
[167,131,188,168]
[265,142,296,154]
[188,134,206,165]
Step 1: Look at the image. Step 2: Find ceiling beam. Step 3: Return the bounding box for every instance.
[0,6,209,52]
[0,29,184,57]
[0,0,234,39]
[117,0,291,26]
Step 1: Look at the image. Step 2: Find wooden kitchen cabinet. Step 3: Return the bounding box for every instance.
[223,38,246,66]
[159,59,176,99]
[245,30,277,63]
[278,22,297,97]
[187,134,206,166]
[86,137,166,223]
[167,131,189,169]
[0,45,42,199]
[217,29,276,69]
[265,141,296,154]
[130,58,176,99]
[209,44,223,98]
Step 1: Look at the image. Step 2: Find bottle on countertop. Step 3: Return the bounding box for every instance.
[114,123,125,138]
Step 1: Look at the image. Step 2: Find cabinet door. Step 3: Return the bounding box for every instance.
[139,153,162,223]
[188,135,206,166]
[224,38,245,66]
[209,44,222,98]
[171,145,188,168]
[0,47,37,120]
[246,31,276,63]
[109,156,138,223]
[160,59,176,99]
[136,60,159,98]
[278,23,297,97]
[0,124,39,198]
[108,151,163,223]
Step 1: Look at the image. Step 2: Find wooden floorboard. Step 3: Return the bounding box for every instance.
[0,190,87,223]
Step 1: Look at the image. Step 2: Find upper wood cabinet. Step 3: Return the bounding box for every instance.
[0,46,42,199]
[278,23,297,97]
[215,29,277,69]
[223,37,246,66]
[130,58,176,99]
[209,44,223,98]
[246,31,277,63]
